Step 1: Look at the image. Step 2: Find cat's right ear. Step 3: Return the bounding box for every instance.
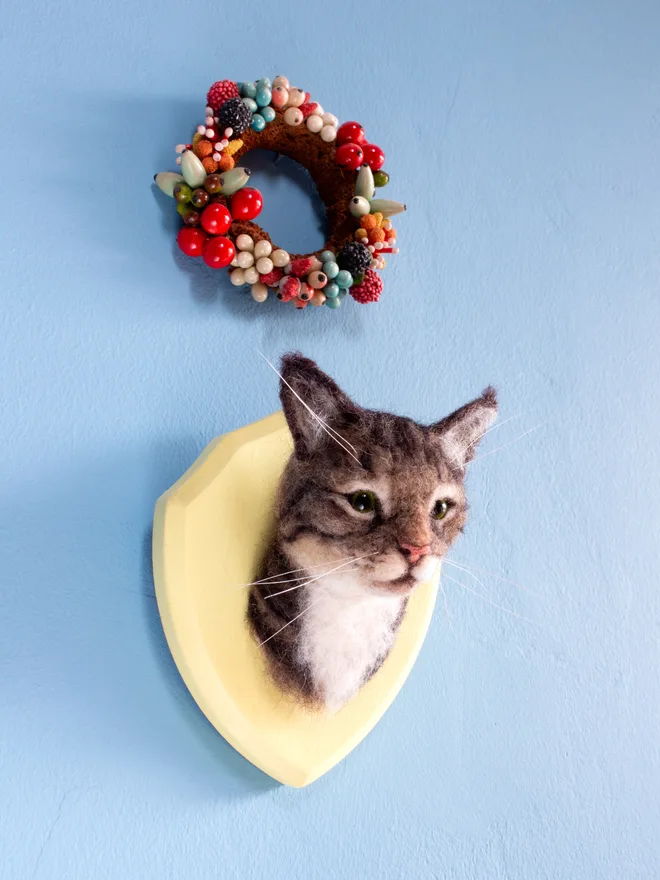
[279,352,357,459]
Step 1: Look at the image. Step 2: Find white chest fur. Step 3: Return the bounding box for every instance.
[297,572,404,713]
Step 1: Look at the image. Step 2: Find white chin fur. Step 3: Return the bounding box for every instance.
[411,555,440,583]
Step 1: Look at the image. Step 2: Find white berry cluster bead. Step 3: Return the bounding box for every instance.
[229,233,291,302]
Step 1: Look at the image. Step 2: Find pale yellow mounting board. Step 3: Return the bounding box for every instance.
[152,411,438,787]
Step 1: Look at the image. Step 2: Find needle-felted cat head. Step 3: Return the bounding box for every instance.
[248,353,497,712]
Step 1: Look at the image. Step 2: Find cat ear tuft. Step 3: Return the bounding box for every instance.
[431,386,498,468]
[279,352,357,459]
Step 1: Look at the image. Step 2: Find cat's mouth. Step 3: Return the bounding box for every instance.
[369,554,440,595]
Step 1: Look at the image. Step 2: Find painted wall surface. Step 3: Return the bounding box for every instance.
[1,1,659,878]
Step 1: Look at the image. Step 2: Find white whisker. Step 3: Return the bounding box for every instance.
[235,553,367,589]
[442,572,538,626]
[445,557,536,595]
[438,577,453,630]
[258,351,362,464]
[471,423,543,464]
[450,414,521,465]
[265,566,363,598]
[257,596,322,647]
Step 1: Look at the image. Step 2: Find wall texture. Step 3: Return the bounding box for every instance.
[1,1,659,877]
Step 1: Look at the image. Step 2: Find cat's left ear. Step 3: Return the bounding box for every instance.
[278,352,358,460]
[430,386,498,468]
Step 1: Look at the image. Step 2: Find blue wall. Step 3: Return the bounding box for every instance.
[2,1,659,877]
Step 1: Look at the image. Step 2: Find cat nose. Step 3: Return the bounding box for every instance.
[399,542,431,565]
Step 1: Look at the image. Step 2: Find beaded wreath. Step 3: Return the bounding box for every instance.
[154,76,406,310]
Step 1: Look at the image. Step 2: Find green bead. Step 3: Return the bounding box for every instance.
[324,281,339,298]
[373,170,390,187]
[261,106,276,123]
[320,250,336,263]
[323,260,339,279]
[335,269,353,289]
[325,296,341,309]
[173,182,192,204]
[242,97,258,113]
[242,82,257,99]
[257,77,271,89]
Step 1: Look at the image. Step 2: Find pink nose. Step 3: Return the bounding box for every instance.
[399,543,431,565]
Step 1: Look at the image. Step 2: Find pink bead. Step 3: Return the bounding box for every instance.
[213,152,221,161]
[273,75,290,89]
[175,144,186,153]
[214,142,223,151]
[308,256,323,272]
[176,157,181,165]
[271,86,289,108]
[205,128,215,138]
[224,127,233,138]
[197,125,206,135]
[206,116,214,126]
[206,106,214,116]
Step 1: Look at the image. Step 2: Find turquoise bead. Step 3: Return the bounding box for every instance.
[325,296,341,309]
[242,97,258,113]
[237,82,245,95]
[257,77,271,89]
[320,250,335,263]
[251,113,266,132]
[261,106,276,123]
[324,282,339,298]
[243,82,257,98]
[336,270,353,289]
[323,260,339,279]
[255,87,272,108]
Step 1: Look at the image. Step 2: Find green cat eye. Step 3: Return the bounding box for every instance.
[349,491,377,514]
[433,499,450,520]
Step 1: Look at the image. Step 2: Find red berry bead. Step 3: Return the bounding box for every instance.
[203,235,236,269]
[336,121,365,146]
[200,203,232,235]
[177,227,206,257]
[362,143,386,171]
[289,257,314,277]
[349,269,383,304]
[206,80,240,111]
[335,143,364,171]
[259,267,284,287]
[231,187,263,221]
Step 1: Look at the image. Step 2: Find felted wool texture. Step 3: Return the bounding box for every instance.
[229,114,355,259]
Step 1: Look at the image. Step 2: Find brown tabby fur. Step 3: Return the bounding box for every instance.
[247,353,497,709]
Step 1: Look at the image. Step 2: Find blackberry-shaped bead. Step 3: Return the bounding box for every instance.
[216,98,253,136]
[337,242,371,277]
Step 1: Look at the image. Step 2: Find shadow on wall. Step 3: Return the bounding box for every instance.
[0,440,278,801]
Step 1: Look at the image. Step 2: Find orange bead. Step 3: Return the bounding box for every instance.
[368,227,386,244]
[194,139,213,159]
[361,214,377,230]
[202,156,219,173]
[218,154,235,171]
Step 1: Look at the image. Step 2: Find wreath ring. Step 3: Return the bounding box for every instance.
[154,76,406,310]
